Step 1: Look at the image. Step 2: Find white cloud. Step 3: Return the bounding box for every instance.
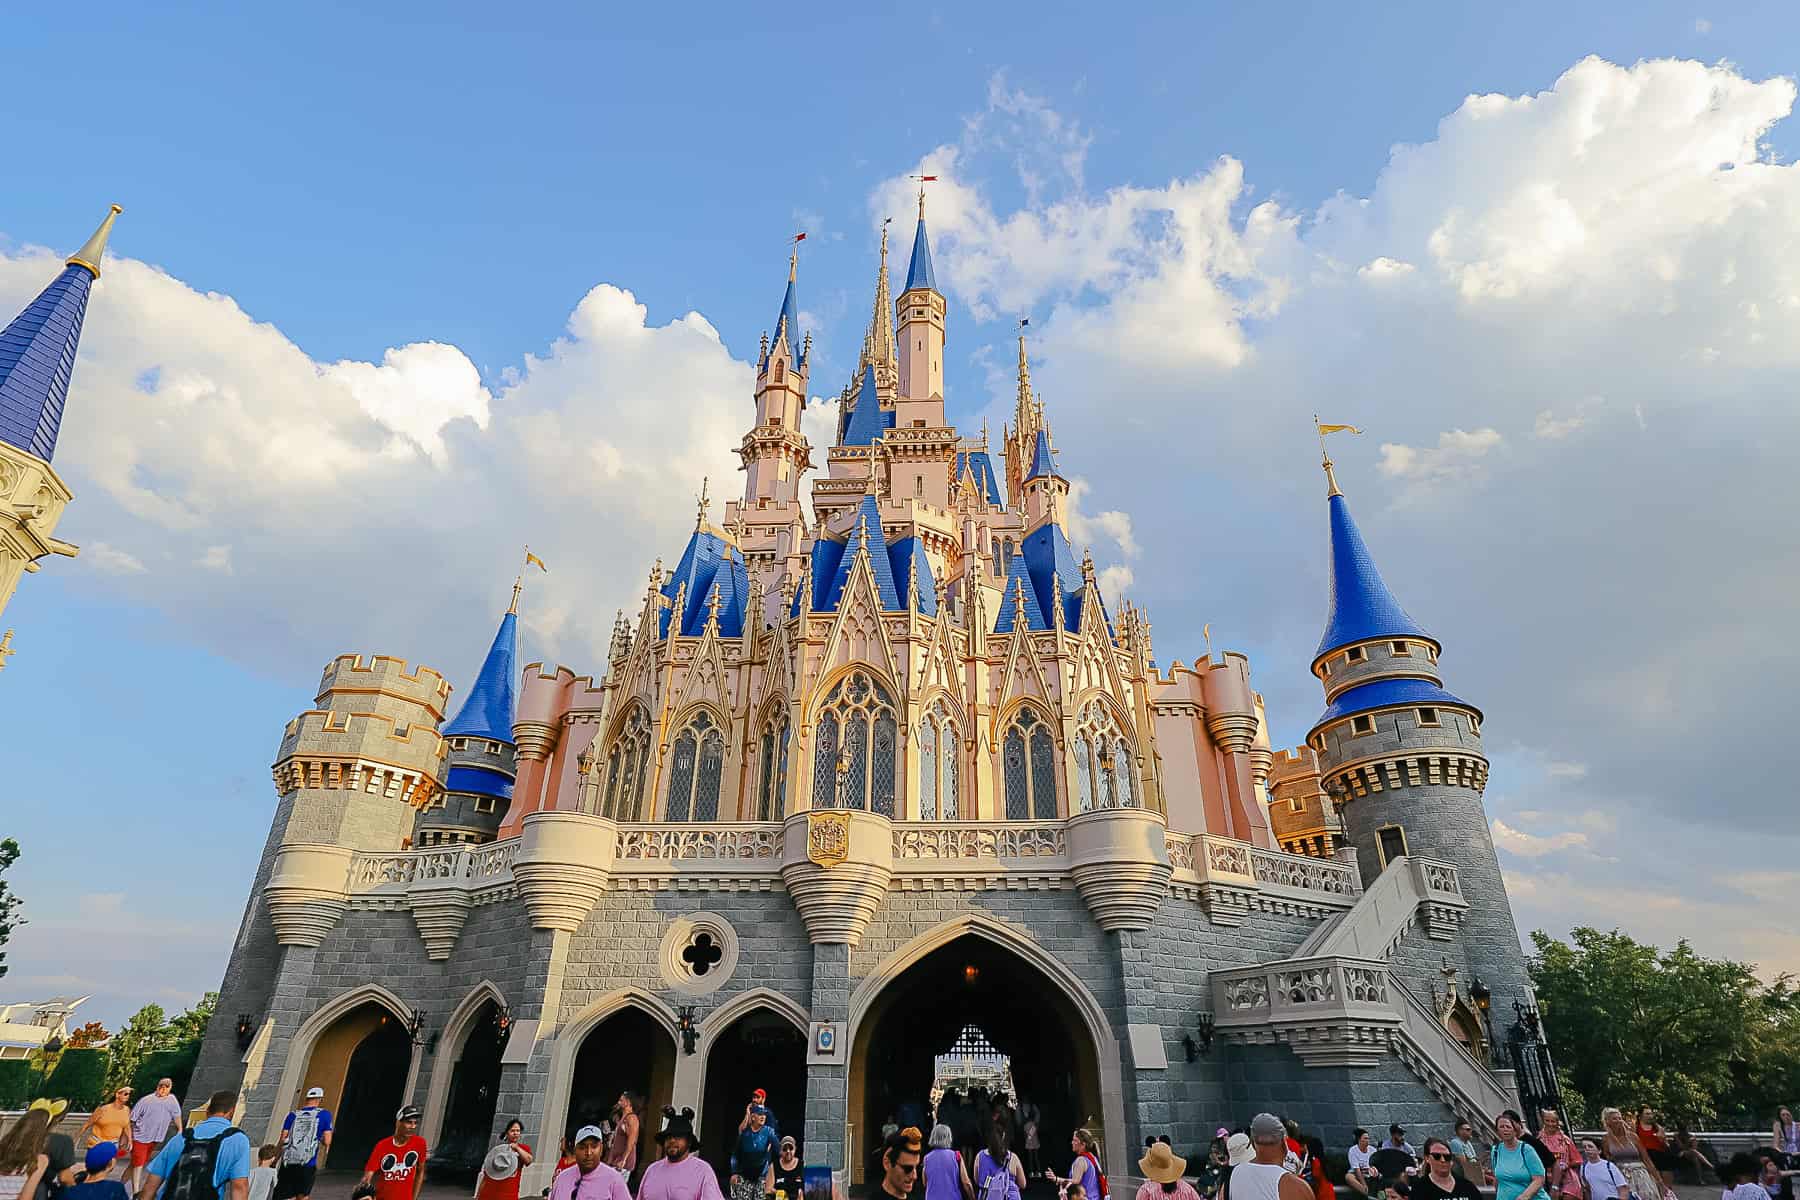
[322,342,491,464]
[197,545,233,573]
[1492,818,1589,857]
[84,541,146,575]
[1695,18,1712,33]
[1377,428,1504,488]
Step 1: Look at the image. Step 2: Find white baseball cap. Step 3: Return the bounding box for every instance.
[575,1125,605,1145]
[305,1088,325,1099]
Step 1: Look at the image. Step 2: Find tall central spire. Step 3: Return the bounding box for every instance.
[859,220,897,383]
[904,191,937,294]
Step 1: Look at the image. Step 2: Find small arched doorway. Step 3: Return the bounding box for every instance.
[699,1007,808,1188]
[849,933,1105,1185]
[297,1001,413,1175]
[566,1006,678,1180]
[435,999,508,1177]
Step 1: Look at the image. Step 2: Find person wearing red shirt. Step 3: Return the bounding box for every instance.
[361,1107,428,1200]
[476,1121,534,1200]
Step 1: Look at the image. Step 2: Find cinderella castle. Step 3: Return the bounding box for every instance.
[2,201,1549,1188]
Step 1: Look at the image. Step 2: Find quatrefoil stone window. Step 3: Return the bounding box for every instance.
[659,913,740,995]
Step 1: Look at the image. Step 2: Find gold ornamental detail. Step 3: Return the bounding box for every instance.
[807,811,850,867]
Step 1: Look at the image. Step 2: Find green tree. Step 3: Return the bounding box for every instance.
[166,992,218,1045]
[104,1004,167,1094]
[66,1021,109,1049]
[1529,927,1797,1126]
[0,838,20,980]
[42,1047,107,1108]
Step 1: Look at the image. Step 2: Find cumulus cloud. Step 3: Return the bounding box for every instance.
[1491,818,1588,857]
[83,542,146,575]
[1377,428,1504,489]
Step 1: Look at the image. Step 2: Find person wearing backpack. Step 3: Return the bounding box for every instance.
[136,1092,251,1200]
[273,1090,332,1200]
[974,1126,1021,1200]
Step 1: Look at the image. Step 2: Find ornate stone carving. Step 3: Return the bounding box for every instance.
[1224,974,1270,1011]
[265,843,355,947]
[807,811,851,867]
[892,824,1065,860]
[780,810,892,945]
[1067,807,1172,932]
[616,826,780,861]
[1277,966,1337,1004]
[1251,848,1357,895]
[1203,838,1252,876]
[511,811,616,932]
[1163,834,1195,871]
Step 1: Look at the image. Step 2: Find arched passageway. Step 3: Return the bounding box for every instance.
[434,999,507,1177]
[849,933,1105,1185]
[566,1007,677,1182]
[699,1007,808,1187]
[298,1001,412,1175]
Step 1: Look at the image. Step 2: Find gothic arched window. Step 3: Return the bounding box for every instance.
[666,710,725,822]
[1002,706,1058,820]
[602,705,652,821]
[756,709,791,821]
[1074,699,1137,812]
[811,671,898,815]
[918,699,962,821]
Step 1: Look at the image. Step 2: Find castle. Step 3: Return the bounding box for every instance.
[0,201,1544,1187]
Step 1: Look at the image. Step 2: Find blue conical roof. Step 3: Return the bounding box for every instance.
[1024,428,1061,482]
[442,610,520,742]
[825,494,901,611]
[0,263,95,462]
[954,450,1003,506]
[904,216,936,293]
[1316,492,1431,659]
[660,526,750,638]
[774,270,802,362]
[841,364,893,446]
[888,536,938,616]
[993,554,1046,633]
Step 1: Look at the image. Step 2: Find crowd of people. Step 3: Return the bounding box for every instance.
[6,1089,1800,1200]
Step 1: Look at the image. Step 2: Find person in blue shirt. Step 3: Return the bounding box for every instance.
[67,1143,131,1200]
[139,1091,252,1200]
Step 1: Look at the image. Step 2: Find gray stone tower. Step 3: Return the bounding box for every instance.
[1305,458,1534,1049]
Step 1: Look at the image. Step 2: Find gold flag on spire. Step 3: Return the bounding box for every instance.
[1314,416,1363,497]
[525,549,548,572]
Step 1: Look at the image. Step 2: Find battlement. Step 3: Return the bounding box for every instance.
[1268,745,1322,783]
[314,653,451,720]
[279,708,445,775]
[518,662,601,728]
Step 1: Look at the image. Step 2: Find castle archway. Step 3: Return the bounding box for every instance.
[563,1003,678,1181]
[301,1001,413,1175]
[432,998,507,1177]
[847,927,1109,1185]
[697,995,808,1189]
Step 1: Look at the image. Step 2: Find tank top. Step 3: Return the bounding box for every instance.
[1229,1163,1287,1200]
[924,1149,962,1200]
[975,1151,1017,1200]
[0,1173,30,1200]
[608,1118,637,1173]
[1604,1137,1641,1165]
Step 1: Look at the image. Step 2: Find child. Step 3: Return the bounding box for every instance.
[1723,1154,1770,1200]
[64,1144,130,1200]
[1068,1186,1086,1200]
[249,1145,278,1200]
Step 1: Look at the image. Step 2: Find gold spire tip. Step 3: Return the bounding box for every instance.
[66,204,124,280]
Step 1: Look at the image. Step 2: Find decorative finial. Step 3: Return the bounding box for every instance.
[696,477,711,529]
[1315,415,1363,498]
[980,417,990,447]
[1012,577,1028,623]
[1081,547,1096,583]
[510,546,547,614]
[0,629,13,673]
[910,173,938,218]
[67,204,123,279]
[881,217,891,261]
[706,581,723,629]
[907,550,919,613]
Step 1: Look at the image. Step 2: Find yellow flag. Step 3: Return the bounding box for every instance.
[1317,423,1363,436]
[525,551,548,572]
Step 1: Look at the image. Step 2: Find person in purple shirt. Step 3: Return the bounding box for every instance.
[128,1081,185,1195]
[549,1127,630,1200]
[637,1110,723,1200]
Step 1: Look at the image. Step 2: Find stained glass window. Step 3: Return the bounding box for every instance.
[810,670,897,813]
[666,710,723,822]
[1030,725,1057,819]
[1073,733,1093,814]
[666,730,696,822]
[1003,726,1029,820]
[1075,700,1137,810]
[919,720,938,821]
[602,705,652,821]
[1003,706,1058,819]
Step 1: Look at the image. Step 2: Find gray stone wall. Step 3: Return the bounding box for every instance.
[1224,1043,1456,1149]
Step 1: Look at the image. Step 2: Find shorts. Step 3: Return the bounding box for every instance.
[133,1142,161,1167]
[274,1163,318,1199]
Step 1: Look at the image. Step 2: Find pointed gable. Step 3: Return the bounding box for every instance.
[1023,427,1062,482]
[954,450,1004,506]
[826,495,901,611]
[1316,492,1431,658]
[443,610,520,742]
[1021,522,1086,633]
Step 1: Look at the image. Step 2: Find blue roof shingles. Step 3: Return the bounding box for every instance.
[903,216,936,293]
[1312,677,1478,729]
[993,553,1047,633]
[1316,492,1431,659]
[826,495,901,610]
[888,537,938,615]
[660,527,749,637]
[955,450,1004,506]
[798,536,847,614]
[444,765,516,802]
[1022,522,1086,632]
[1023,428,1061,482]
[0,265,94,461]
[841,365,892,446]
[773,273,802,362]
[442,610,520,742]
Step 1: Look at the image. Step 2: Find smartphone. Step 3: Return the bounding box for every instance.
[803,1165,834,1200]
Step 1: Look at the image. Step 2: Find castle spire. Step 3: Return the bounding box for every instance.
[1314,466,1431,661]
[904,187,937,294]
[859,219,898,380]
[0,205,122,461]
[442,602,520,743]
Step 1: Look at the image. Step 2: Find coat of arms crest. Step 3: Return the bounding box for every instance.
[807,810,850,867]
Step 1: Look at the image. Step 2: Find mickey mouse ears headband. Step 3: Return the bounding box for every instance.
[28,1098,69,1119]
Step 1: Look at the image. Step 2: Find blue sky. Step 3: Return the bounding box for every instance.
[4,2,1800,1028]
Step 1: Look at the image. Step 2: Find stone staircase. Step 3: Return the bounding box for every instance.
[1212,855,1513,1125]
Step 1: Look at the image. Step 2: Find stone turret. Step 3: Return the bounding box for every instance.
[895,190,945,421]
[1306,463,1531,1030]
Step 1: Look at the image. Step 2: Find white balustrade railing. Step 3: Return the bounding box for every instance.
[613,823,780,862]
[1211,954,1396,1027]
[1165,833,1361,902]
[891,822,1066,861]
[346,837,521,893]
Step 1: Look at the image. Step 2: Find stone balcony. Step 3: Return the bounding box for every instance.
[269,811,1366,957]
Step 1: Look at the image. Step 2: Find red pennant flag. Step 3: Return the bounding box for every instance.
[793,232,807,243]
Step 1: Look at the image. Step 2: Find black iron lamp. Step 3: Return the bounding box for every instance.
[1195,1011,1216,1056]
[407,1010,429,1046]
[676,1005,699,1055]
[493,1003,513,1045]
[235,1014,258,1052]
[1182,1035,1198,1063]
